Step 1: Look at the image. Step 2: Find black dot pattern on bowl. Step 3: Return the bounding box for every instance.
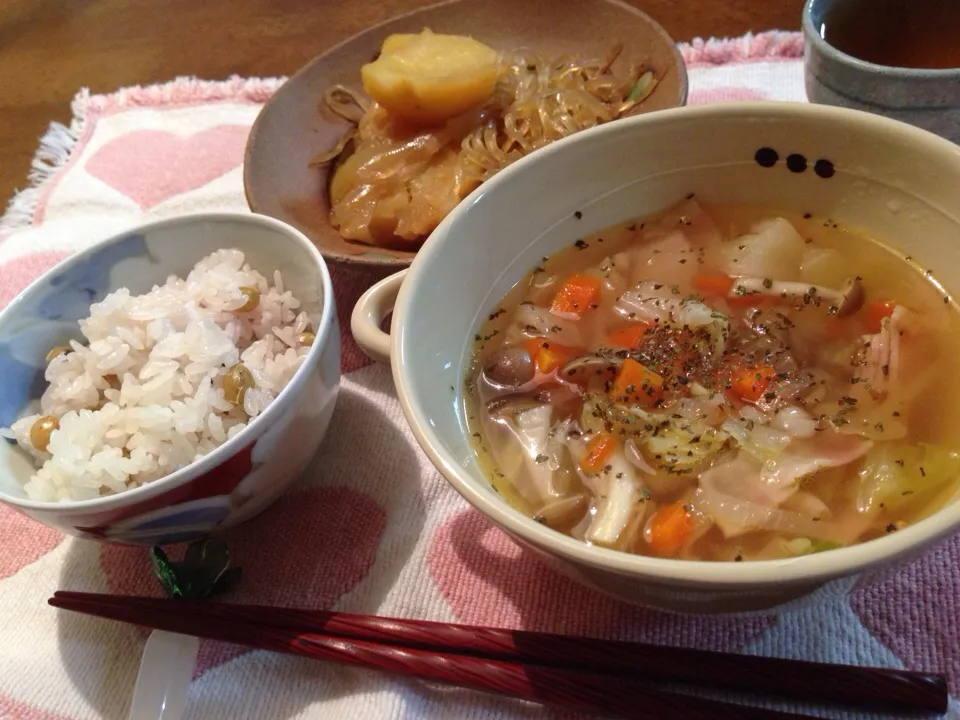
[815,159,836,179]
[755,147,779,167]
[755,148,836,179]
[786,154,808,173]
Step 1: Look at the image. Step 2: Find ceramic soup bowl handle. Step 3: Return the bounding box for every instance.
[351,270,407,364]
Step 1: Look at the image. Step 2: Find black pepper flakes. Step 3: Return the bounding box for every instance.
[574,210,583,219]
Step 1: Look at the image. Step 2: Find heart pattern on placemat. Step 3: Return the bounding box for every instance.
[0,251,70,309]
[84,126,249,210]
[428,508,775,650]
[100,487,387,676]
[849,535,960,695]
[0,693,73,720]
[0,505,64,581]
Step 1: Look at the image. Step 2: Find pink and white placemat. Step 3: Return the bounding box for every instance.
[1,31,957,720]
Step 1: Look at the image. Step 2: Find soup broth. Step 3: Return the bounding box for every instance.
[464,199,960,562]
[820,0,960,70]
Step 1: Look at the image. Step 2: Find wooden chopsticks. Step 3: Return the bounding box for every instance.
[49,591,948,719]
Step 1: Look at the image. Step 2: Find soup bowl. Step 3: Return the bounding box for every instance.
[352,102,960,612]
[0,213,340,545]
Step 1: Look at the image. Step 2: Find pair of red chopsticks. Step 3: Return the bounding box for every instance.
[49,591,948,719]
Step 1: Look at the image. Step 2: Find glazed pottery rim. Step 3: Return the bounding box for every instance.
[0,212,335,514]
[243,0,688,269]
[393,100,960,588]
[803,0,960,78]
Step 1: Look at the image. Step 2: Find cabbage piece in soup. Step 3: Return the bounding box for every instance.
[463,199,960,562]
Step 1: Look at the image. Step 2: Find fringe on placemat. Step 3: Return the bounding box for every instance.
[76,75,285,115]
[0,75,286,232]
[680,30,804,67]
[0,117,83,231]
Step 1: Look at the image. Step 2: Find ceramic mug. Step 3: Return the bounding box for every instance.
[353,102,960,612]
[803,0,960,144]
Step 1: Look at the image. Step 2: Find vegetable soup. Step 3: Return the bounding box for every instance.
[464,199,960,562]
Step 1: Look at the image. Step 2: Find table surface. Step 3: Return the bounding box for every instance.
[0,0,801,212]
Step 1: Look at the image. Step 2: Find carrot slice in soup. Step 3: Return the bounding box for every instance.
[730,364,777,402]
[645,502,693,558]
[524,337,583,375]
[693,273,735,296]
[823,317,849,341]
[581,431,617,473]
[609,357,664,406]
[607,324,650,349]
[865,299,895,333]
[550,274,602,317]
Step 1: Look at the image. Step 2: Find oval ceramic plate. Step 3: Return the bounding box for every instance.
[244,0,688,269]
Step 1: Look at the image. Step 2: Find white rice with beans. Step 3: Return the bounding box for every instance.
[2,249,313,502]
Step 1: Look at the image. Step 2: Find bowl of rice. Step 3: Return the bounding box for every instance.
[0,213,340,545]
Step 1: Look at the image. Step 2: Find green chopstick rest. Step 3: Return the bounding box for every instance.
[149,537,242,599]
